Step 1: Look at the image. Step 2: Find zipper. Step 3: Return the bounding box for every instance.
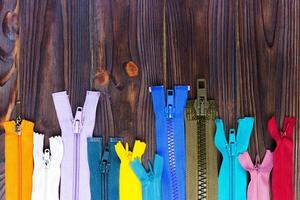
[73,107,83,200]
[166,90,179,200]
[195,79,207,199]
[15,118,22,200]
[254,155,260,200]
[228,130,236,200]
[101,147,110,200]
[18,134,22,200]
[43,149,51,200]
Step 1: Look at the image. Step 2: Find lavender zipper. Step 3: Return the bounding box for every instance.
[73,107,83,200]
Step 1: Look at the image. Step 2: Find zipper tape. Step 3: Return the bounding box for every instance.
[107,137,123,200]
[3,120,34,200]
[87,137,123,200]
[150,85,189,200]
[185,79,219,200]
[52,90,100,200]
[31,133,63,200]
[88,137,103,200]
[130,154,164,200]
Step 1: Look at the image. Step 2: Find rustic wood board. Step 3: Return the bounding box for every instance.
[0,0,299,199]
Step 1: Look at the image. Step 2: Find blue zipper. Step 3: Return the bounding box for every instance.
[166,90,179,200]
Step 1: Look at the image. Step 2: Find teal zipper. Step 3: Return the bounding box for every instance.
[228,129,236,200]
[101,147,110,200]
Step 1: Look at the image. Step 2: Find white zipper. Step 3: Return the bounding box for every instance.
[43,149,51,200]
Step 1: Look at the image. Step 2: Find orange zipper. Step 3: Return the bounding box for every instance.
[18,134,22,200]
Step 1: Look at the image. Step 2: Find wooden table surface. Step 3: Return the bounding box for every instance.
[0,0,300,199]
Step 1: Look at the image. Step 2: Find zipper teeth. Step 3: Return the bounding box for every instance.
[232,154,234,200]
[76,134,80,200]
[229,155,232,200]
[197,116,207,199]
[104,173,108,200]
[19,135,22,200]
[229,147,234,200]
[73,135,76,200]
[167,118,179,200]
[45,168,48,200]
[73,134,79,200]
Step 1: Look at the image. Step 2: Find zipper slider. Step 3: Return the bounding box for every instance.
[15,100,22,135]
[194,79,207,116]
[43,149,51,168]
[101,147,110,174]
[229,129,236,156]
[166,90,174,119]
[73,107,83,134]
[15,116,22,135]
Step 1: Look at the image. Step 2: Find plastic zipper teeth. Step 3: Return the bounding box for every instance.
[197,115,207,199]
[166,89,179,200]
[167,117,179,200]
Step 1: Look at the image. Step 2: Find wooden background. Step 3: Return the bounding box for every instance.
[0,0,300,199]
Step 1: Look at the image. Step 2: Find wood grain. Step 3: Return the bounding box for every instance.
[0,0,299,199]
[90,0,164,161]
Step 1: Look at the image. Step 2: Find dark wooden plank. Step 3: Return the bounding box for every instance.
[90,0,164,161]
[61,0,91,106]
[0,0,299,198]
[165,0,210,98]
[208,0,237,129]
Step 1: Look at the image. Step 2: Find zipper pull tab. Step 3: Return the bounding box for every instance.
[43,149,51,168]
[194,79,207,116]
[73,107,83,134]
[166,90,174,119]
[101,147,110,174]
